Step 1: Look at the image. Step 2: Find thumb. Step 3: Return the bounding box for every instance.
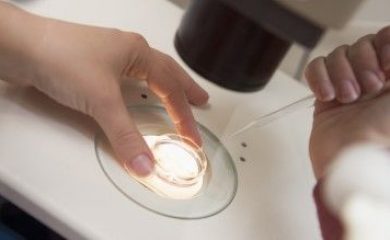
[93,96,154,177]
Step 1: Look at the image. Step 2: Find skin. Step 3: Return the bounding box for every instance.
[306,26,390,179]
[0,2,209,177]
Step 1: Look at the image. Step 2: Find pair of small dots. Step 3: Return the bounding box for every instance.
[240,142,247,162]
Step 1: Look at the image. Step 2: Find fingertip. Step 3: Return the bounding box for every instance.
[359,70,384,94]
[112,134,156,177]
[192,90,209,106]
[113,134,156,177]
[317,90,336,102]
[187,84,210,106]
[336,80,359,103]
[305,57,336,102]
[316,80,336,102]
[325,46,362,104]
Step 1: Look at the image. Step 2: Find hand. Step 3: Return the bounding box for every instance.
[306,26,390,103]
[0,4,209,177]
[309,90,390,179]
[306,26,390,179]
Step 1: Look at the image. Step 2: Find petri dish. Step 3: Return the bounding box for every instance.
[131,133,208,200]
[95,105,237,219]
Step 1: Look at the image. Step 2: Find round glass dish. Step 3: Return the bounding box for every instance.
[134,133,208,200]
[95,105,238,219]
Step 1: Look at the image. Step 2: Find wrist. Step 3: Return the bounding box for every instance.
[0,2,48,86]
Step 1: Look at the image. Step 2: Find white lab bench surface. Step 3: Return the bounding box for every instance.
[0,0,321,239]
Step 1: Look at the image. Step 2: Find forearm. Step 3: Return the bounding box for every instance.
[0,1,46,85]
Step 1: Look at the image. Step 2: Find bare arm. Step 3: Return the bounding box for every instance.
[0,1,209,176]
[0,2,46,85]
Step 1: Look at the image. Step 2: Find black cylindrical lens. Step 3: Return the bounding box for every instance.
[175,0,291,92]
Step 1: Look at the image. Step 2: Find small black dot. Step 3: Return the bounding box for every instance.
[239,157,246,162]
[241,142,247,148]
[141,94,148,99]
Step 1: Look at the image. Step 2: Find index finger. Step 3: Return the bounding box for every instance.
[144,50,202,145]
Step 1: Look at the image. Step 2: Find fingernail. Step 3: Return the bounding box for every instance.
[125,154,154,177]
[318,83,335,102]
[381,44,390,71]
[338,81,358,103]
[360,70,384,93]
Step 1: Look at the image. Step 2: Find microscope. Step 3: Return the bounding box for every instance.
[175,0,364,92]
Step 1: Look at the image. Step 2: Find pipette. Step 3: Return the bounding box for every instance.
[229,95,315,138]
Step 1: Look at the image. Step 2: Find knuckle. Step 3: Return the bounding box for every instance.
[356,34,375,44]
[351,36,375,56]
[375,26,390,47]
[305,61,315,76]
[129,32,150,49]
[110,129,145,156]
[312,56,325,66]
[112,130,140,146]
[164,54,176,64]
[335,45,349,54]
[377,26,390,40]
[125,33,152,78]
[109,28,124,37]
[327,45,349,60]
[306,57,323,75]
[161,53,178,69]
[107,28,130,46]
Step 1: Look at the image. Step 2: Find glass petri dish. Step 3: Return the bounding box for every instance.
[95,105,237,219]
[132,133,208,200]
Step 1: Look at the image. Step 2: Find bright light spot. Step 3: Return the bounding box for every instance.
[155,137,201,182]
[136,134,208,199]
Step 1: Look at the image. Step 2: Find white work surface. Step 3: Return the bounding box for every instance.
[0,0,321,239]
